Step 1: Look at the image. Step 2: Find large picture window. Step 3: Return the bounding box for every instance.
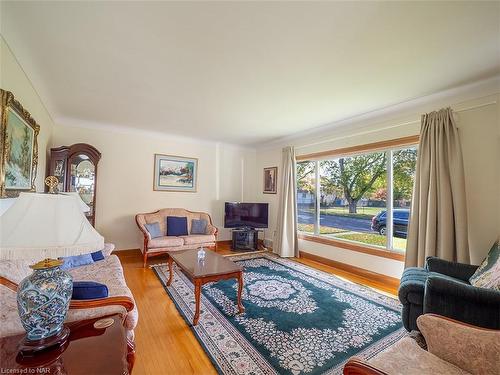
[296,139,417,253]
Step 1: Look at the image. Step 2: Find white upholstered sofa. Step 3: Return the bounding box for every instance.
[0,244,138,368]
[135,208,218,267]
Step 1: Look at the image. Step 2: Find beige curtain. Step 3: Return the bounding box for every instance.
[406,107,469,267]
[274,146,298,258]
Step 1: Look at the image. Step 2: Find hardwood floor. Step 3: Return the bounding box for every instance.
[116,246,398,375]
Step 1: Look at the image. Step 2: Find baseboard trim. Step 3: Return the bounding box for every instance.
[299,251,400,289]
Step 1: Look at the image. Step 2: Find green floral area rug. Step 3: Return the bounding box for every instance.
[152,253,405,375]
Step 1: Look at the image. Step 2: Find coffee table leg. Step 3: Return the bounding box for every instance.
[167,255,174,286]
[237,271,245,314]
[193,279,202,326]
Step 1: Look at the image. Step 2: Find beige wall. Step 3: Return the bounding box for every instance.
[0,36,54,192]
[257,93,500,277]
[457,96,500,264]
[255,148,282,247]
[52,124,257,249]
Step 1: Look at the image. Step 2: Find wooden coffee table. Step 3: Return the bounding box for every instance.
[166,249,245,325]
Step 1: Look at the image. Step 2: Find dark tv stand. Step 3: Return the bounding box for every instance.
[231,228,262,251]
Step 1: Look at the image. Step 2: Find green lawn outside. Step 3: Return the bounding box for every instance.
[297,223,348,235]
[298,222,407,251]
[333,232,407,250]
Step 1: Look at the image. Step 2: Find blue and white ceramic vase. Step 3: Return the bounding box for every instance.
[17,258,73,341]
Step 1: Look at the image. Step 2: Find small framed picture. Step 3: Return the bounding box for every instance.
[263,167,277,194]
[154,154,198,192]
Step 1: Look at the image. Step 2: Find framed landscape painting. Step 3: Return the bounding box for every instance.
[0,89,40,197]
[263,166,277,194]
[154,154,198,192]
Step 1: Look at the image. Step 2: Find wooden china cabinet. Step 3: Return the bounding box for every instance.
[47,143,101,226]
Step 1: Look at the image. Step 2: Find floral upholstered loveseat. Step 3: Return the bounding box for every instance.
[0,243,138,369]
[135,208,218,267]
[343,314,499,375]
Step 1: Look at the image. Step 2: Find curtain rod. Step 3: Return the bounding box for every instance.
[295,100,497,150]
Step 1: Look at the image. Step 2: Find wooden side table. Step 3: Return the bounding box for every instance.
[0,314,134,374]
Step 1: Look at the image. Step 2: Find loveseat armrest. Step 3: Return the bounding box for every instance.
[135,214,151,240]
[206,223,218,236]
[425,256,478,281]
[0,275,18,292]
[424,275,500,329]
[69,295,135,312]
[343,358,388,375]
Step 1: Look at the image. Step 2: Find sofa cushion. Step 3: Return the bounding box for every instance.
[180,234,216,245]
[369,337,470,375]
[60,253,94,270]
[166,216,188,236]
[137,209,216,238]
[91,250,105,262]
[191,219,207,234]
[69,255,138,331]
[418,314,500,375]
[72,281,109,300]
[1,255,138,338]
[150,236,184,248]
[59,250,105,270]
[469,242,500,291]
[102,243,115,257]
[144,222,163,238]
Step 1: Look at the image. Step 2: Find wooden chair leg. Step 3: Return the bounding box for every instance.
[143,251,148,268]
[127,338,136,373]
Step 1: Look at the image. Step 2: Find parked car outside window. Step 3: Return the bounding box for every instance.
[371,209,410,238]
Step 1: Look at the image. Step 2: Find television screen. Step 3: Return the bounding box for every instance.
[224,202,269,229]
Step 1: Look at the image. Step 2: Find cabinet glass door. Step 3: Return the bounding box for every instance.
[69,154,96,218]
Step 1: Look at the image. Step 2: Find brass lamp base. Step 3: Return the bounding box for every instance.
[18,327,70,357]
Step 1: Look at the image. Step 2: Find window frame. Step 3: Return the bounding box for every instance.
[296,135,419,260]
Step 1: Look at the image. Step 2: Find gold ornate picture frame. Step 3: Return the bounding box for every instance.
[0,89,40,197]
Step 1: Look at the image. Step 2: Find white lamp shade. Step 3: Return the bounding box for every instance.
[60,192,91,213]
[0,193,104,260]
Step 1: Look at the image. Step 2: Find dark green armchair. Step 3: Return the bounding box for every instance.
[398,256,500,331]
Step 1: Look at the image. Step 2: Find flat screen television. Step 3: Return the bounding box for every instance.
[224,202,269,229]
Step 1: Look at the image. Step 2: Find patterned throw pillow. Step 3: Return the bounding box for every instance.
[469,242,500,291]
[191,219,208,234]
[144,222,162,238]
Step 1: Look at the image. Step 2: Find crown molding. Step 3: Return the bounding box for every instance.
[258,75,500,150]
[52,74,500,152]
[55,116,257,151]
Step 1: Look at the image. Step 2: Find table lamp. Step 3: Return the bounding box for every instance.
[0,192,104,354]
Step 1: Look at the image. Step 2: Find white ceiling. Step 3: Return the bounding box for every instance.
[1,1,499,146]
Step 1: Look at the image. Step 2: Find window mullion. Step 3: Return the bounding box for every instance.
[314,160,320,235]
[386,150,394,250]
